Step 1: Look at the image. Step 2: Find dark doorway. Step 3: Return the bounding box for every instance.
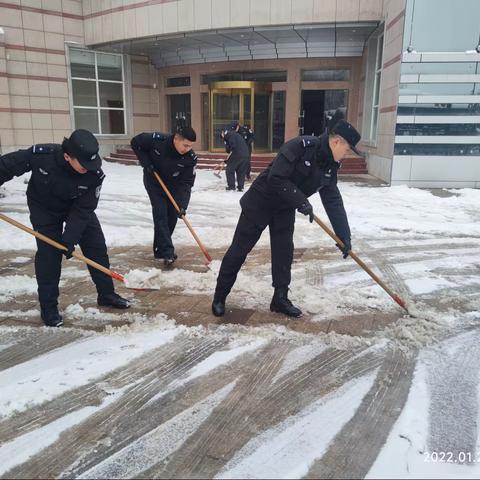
[168,94,191,133]
[301,90,325,136]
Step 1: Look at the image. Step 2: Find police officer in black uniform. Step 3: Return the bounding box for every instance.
[212,120,362,318]
[130,127,197,265]
[238,124,254,180]
[0,129,130,327]
[222,123,250,192]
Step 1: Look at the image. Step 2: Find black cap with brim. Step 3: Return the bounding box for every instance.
[77,152,102,171]
[330,120,364,157]
[65,129,102,171]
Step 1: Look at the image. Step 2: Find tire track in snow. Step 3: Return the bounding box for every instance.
[306,347,417,479]
[427,331,480,461]
[149,345,383,479]
[0,329,83,372]
[3,336,226,479]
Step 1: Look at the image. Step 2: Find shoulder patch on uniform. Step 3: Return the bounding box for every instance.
[32,144,54,154]
[152,132,169,141]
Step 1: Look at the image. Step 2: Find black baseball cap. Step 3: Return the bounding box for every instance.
[64,129,101,171]
[331,120,363,156]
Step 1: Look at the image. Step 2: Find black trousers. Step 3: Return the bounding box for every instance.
[144,178,178,258]
[226,156,249,190]
[32,213,114,312]
[214,207,295,301]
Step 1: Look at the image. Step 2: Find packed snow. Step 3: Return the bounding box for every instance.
[1,161,480,478]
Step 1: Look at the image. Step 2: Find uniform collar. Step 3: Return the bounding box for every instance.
[318,132,337,164]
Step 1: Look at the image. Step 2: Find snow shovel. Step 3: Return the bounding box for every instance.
[213,161,224,178]
[0,212,147,290]
[312,214,410,315]
[213,153,230,178]
[152,171,212,264]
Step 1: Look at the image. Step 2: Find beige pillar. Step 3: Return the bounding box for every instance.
[0,29,14,152]
[284,65,301,141]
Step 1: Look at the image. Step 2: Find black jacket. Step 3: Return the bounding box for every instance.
[238,125,254,153]
[131,132,197,209]
[0,144,105,246]
[247,133,351,241]
[224,130,249,160]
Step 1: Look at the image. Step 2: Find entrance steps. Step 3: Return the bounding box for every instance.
[104,148,367,174]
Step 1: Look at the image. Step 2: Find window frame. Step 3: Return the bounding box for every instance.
[363,32,384,145]
[69,47,127,136]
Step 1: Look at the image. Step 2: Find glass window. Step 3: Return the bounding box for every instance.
[404,0,480,52]
[70,49,95,79]
[396,123,480,135]
[168,94,191,134]
[254,93,270,149]
[70,48,126,135]
[166,76,191,87]
[100,110,125,135]
[272,91,285,151]
[99,82,123,108]
[398,103,480,115]
[72,80,97,107]
[401,63,478,74]
[201,71,287,83]
[97,53,123,81]
[201,92,209,150]
[302,69,350,81]
[394,143,480,155]
[399,83,477,95]
[74,108,99,132]
[363,32,384,143]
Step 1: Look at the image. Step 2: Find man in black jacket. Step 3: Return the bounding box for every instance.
[0,129,130,327]
[222,123,249,191]
[130,127,197,265]
[212,120,362,318]
[238,124,254,180]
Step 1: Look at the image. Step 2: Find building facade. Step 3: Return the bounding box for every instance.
[0,0,479,187]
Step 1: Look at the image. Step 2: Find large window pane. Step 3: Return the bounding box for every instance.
[254,93,270,149]
[405,0,480,52]
[302,69,350,81]
[97,53,123,81]
[401,63,478,74]
[72,79,97,107]
[100,110,125,134]
[396,123,480,135]
[99,82,123,108]
[272,91,285,151]
[399,83,477,95]
[168,94,191,133]
[398,103,480,115]
[394,143,480,155]
[70,49,95,79]
[74,108,99,133]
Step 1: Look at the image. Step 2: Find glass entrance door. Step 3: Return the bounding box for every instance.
[209,81,271,152]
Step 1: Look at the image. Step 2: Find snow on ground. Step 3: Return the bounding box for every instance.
[1,162,480,478]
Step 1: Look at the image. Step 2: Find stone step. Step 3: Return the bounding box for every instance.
[106,148,367,174]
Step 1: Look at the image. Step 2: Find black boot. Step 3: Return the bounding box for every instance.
[98,292,131,309]
[41,307,64,327]
[270,287,302,317]
[212,297,226,317]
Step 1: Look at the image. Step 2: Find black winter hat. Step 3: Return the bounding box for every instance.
[331,120,362,156]
[64,129,101,171]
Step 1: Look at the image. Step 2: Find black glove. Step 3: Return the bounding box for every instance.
[62,242,75,259]
[336,238,352,259]
[297,202,314,223]
[177,207,186,218]
[144,163,156,174]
